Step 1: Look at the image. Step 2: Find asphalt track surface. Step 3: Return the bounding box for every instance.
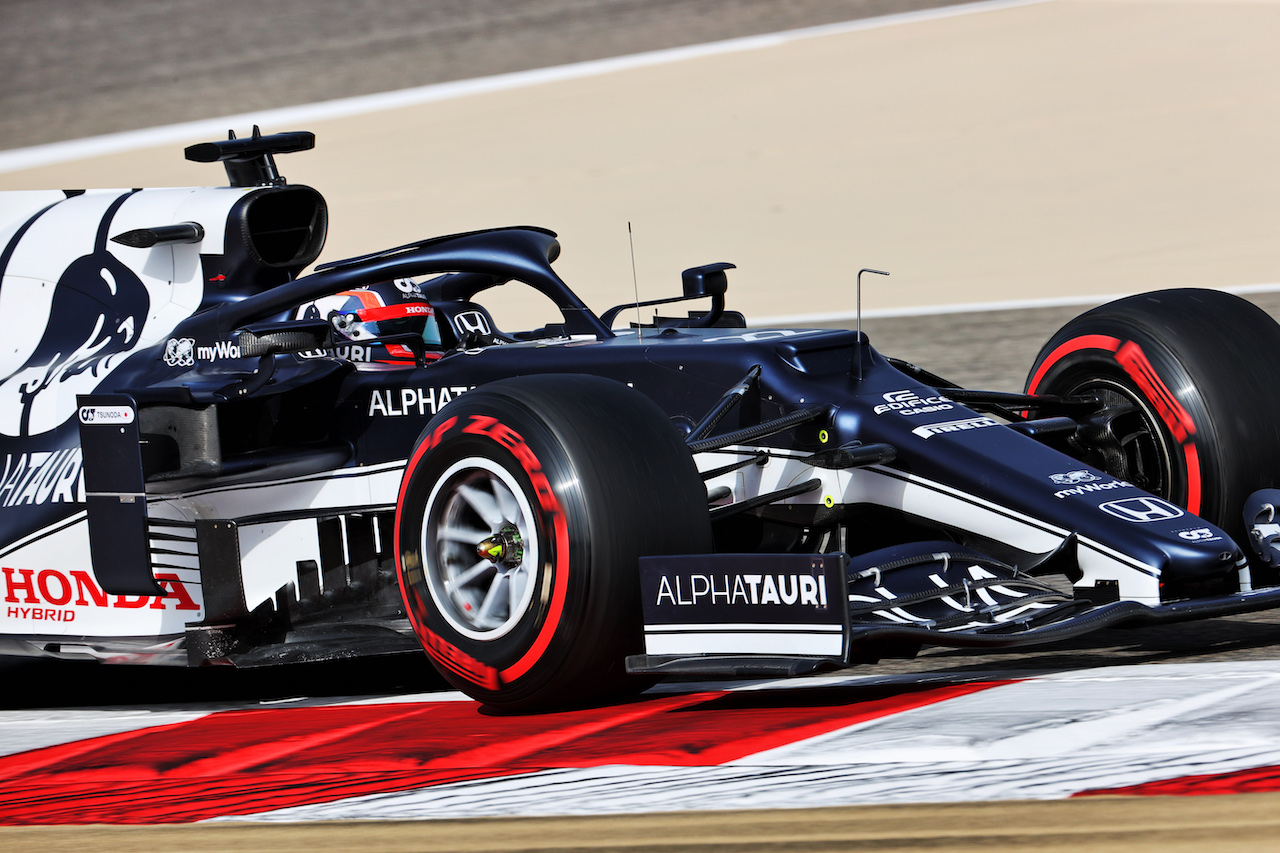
[7,0,1278,324]
[0,0,971,150]
[4,0,1280,849]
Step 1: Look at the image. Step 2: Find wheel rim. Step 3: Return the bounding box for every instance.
[1066,376,1175,498]
[422,457,540,640]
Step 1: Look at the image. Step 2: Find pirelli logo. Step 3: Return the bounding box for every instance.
[912,416,999,439]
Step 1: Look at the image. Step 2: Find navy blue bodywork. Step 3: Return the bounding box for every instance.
[3,133,1280,677]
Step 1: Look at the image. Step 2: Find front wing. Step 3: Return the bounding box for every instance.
[625,549,1280,677]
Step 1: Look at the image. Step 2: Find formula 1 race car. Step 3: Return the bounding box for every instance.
[5,129,1280,710]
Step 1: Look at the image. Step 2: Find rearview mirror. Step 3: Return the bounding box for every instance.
[682,262,734,298]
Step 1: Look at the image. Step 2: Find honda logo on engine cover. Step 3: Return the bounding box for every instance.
[1099,496,1184,523]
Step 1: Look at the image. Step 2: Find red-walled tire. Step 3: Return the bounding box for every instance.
[395,374,712,710]
[1026,289,1280,547]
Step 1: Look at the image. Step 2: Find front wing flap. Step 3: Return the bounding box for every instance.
[625,548,1280,677]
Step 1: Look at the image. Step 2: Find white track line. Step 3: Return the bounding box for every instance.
[0,0,1053,174]
[18,0,1240,327]
[751,281,1280,326]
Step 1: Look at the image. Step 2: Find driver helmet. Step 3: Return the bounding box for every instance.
[296,277,443,364]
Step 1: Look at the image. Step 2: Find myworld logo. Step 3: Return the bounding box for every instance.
[197,340,242,361]
[1054,478,1131,500]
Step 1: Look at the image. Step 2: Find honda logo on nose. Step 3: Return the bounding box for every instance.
[454,311,491,336]
[1099,496,1184,523]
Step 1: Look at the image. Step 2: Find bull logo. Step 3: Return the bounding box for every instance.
[0,212,151,436]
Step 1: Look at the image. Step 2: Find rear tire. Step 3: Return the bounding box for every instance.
[395,374,712,710]
[1026,289,1280,548]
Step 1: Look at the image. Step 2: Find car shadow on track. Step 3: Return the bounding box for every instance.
[0,652,451,710]
[6,612,1280,712]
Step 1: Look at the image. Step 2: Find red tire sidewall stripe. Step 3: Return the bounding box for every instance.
[1115,341,1197,443]
[1030,332,1203,516]
[1182,439,1203,517]
[458,415,573,683]
[1026,334,1121,394]
[394,412,572,690]
[502,508,568,682]
[1114,339,1202,515]
[394,416,458,639]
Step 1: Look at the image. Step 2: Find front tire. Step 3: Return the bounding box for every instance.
[395,374,712,710]
[1026,289,1280,547]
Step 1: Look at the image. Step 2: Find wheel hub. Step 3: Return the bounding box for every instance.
[1071,380,1171,497]
[476,526,524,569]
[422,458,540,640]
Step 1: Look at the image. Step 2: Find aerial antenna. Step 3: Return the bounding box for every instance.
[628,222,642,340]
[856,268,890,380]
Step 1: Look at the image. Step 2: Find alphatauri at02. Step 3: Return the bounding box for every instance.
[4,130,1280,709]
